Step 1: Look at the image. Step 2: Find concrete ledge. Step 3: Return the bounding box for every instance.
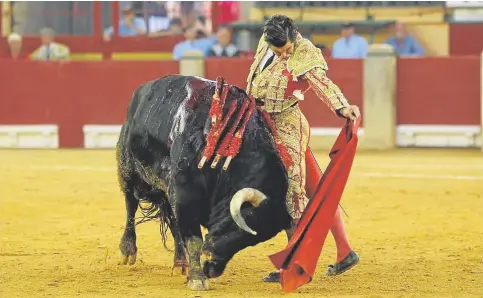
[83,125,122,149]
[0,125,59,148]
[311,125,481,150]
[179,50,205,77]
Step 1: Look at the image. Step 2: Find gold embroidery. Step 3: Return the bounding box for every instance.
[304,67,350,112]
[287,36,328,78]
[246,36,269,94]
[249,54,294,112]
[270,105,310,219]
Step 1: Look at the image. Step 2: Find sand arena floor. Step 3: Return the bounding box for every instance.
[0,149,482,298]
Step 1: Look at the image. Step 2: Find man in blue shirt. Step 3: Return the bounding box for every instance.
[332,23,368,59]
[173,24,217,60]
[103,6,146,41]
[385,22,425,57]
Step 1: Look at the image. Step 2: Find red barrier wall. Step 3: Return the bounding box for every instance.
[205,58,363,128]
[449,23,483,56]
[0,60,179,147]
[397,57,480,125]
[0,35,184,58]
[0,57,480,148]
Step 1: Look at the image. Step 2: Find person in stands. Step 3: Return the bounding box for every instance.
[148,18,184,37]
[385,22,425,57]
[332,23,368,59]
[208,27,240,58]
[1,33,28,60]
[172,20,216,60]
[31,28,70,61]
[103,6,146,41]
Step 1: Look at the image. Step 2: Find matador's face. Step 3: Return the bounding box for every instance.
[270,41,295,59]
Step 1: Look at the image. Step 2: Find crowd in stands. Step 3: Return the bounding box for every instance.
[1,0,426,61]
[3,27,70,61]
[331,21,425,59]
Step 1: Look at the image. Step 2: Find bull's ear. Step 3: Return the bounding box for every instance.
[230,188,267,235]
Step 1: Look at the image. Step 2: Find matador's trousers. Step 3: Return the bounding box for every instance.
[269,104,311,219]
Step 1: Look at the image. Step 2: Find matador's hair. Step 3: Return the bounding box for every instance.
[263,14,298,48]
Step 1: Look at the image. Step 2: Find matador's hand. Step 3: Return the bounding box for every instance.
[340,105,361,121]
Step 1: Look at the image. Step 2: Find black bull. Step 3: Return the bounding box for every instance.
[116,75,292,290]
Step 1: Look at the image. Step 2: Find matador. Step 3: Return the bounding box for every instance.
[246,15,361,283]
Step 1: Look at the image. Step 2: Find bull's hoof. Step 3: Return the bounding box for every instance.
[187,279,211,291]
[119,237,137,265]
[119,251,137,265]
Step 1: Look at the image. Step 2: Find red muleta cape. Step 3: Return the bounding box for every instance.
[269,118,361,292]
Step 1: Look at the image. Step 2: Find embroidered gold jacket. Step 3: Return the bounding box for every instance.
[246,34,350,114]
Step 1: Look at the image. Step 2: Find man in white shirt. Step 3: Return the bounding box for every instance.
[31,27,70,61]
[208,27,240,57]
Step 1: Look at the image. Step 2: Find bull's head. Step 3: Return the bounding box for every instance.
[201,154,290,279]
[196,101,291,279]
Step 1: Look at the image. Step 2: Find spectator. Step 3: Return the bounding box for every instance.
[103,6,146,41]
[385,22,425,57]
[192,18,217,55]
[208,27,240,57]
[1,33,28,60]
[149,18,183,37]
[172,22,217,60]
[146,1,170,33]
[31,28,70,61]
[173,25,203,60]
[332,23,368,59]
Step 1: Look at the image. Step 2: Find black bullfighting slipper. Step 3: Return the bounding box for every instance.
[262,271,281,283]
[326,250,360,276]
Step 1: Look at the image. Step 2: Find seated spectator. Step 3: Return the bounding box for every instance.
[173,25,203,60]
[332,23,368,59]
[173,21,217,60]
[103,6,146,41]
[385,22,425,57]
[31,28,70,61]
[193,19,218,55]
[208,27,240,57]
[1,33,28,60]
[149,18,184,37]
[146,1,170,33]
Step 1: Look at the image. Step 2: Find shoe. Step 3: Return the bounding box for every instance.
[262,271,280,282]
[326,250,359,276]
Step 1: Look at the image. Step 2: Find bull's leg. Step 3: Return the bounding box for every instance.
[119,187,138,265]
[173,187,210,291]
[185,233,208,290]
[170,221,189,275]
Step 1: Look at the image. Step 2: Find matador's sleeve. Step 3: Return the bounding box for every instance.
[303,67,351,113]
[288,38,351,114]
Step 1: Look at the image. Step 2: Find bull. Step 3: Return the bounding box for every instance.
[116,75,292,290]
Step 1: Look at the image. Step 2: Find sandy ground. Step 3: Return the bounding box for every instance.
[0,148,482,298]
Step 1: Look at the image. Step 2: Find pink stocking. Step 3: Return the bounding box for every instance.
[331,207,352,262]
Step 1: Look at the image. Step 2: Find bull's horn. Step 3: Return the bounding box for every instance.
[230,188,267,235]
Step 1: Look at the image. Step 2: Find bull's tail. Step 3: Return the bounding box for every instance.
[135,189,175,251]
